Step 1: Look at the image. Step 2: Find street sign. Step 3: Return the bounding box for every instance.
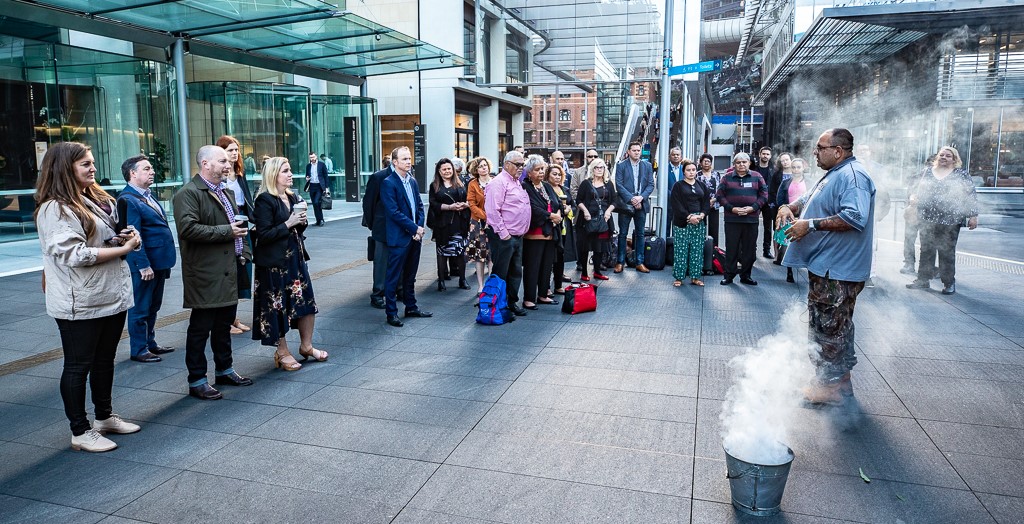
[668,60,722,76]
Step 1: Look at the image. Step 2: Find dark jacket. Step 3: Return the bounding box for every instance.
[304,160,328,191]
[362,167,391,243]
[753,163,780,209]
[669,179,711,228]
[118,184,176,273]
[427,183,469,244]
[575,179,614,227]
[252,192,309,269]
[380,171,425,248]
[715,171,768,224]
[523,181,562,239]
[172,174,251,309]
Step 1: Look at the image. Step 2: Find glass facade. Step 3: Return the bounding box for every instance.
[0,36,176,243]
[310,95,379,197]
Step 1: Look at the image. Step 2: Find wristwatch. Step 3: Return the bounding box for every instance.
[808,219,818,231]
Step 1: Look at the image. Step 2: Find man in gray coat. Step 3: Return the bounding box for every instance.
[173,145,253,400]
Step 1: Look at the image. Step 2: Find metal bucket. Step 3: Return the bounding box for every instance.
[724,446,795,517]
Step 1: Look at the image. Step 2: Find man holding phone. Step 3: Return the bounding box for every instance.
[118,154,176,363]
[172,145,253,400]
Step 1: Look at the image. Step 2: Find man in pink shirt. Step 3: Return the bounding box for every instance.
[485,150,532,317]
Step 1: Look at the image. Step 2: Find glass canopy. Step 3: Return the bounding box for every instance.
[25,0,467,77]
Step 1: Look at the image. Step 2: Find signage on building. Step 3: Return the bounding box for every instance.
[668,60,723,76]
[413,124,427,187]
[343,116,359,202]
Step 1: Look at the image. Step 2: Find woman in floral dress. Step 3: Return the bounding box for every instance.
[251,157,327,371]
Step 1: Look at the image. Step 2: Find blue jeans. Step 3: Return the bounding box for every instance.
[617,209,647,265]
[127,268,169,357]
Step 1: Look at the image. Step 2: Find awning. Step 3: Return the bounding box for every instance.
[753,0,1024,105]
[16,0,467,79]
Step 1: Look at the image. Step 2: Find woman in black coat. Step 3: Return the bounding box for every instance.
[251,157,327,372]
[669,159,711,286]
[521,155,564,309]
[427,158,470,291]
[575,159,616,281]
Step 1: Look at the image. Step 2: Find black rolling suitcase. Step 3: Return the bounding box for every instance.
[644,235,667,270]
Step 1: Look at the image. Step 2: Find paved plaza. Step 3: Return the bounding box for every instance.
[1,214,1023,523]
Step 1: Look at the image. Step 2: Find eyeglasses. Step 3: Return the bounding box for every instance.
[586,155,598,159]
[593,166,605,169]
[509,162,525,168]
[814,144,850,152]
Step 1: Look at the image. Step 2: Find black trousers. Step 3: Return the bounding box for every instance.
[724,222,758,278]
[372,240,388,298]
[436,253,465,281]
[185,304,237,385]
[522,238,555,303]
[918,222,961,286]
[487,230,524,305]
[553,245,567,291]
[56,311,127,436]
[761,205,777,252]
[385,241,421,317]
[707,208,721,247]
[308,182,325,224]
[575,222,588,270]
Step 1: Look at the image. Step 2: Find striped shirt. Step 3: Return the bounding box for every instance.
[200,176,243,255]
[715,171,768,224]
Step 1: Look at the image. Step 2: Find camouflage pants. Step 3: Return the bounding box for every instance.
[807,272,865,385]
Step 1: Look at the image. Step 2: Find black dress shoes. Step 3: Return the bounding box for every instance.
[386,315,404,327]
[215,371,253,387]
[405,309,433,318]
[149,345,175,355]
[941,283,956,295]
[740,277,758,286]
[189,383,223,400]
[720,277,734,285]
[130,351,162,363]
[437,280,446,292]
[458,278,471,290]
[763,250,773,259]
[510,304,528,316]
[370,296,386,309]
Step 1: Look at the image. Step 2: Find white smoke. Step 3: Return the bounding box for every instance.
[720,303,815,465]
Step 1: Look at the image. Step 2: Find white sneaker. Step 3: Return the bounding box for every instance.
[92,414,141,434]
[71,429,117,452]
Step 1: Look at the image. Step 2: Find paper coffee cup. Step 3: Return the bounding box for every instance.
[234,214,249,223]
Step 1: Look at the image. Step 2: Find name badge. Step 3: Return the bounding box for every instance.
[743,182,752,188]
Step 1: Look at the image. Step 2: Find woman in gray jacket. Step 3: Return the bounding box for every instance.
[35,142,143,452]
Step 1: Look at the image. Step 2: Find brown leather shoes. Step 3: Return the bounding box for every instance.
[613,264,624,273]
[636,264,650,273]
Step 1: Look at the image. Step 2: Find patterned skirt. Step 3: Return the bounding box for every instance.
[464,219,490,263]
[252,232,318,346]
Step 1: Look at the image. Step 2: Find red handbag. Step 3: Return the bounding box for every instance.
[561,282,597,314]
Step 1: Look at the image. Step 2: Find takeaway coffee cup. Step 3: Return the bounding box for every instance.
[234,214,249,225]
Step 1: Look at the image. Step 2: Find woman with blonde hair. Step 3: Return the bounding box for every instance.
[465,156,493,292]
[575,158,616,281]
[905,146,978,295]
[35,142,142,452]
[216,135,254,334]
[251,157,327,371]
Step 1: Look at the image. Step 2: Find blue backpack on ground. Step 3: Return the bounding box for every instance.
[477,275,514,325]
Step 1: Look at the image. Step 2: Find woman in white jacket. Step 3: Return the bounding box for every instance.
[35,142,143,452]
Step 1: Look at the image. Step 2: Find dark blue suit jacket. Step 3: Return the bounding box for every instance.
[304,161,328,191]
[615,159,655,213]
[380,171,424,248]
[362,167,391,243]
[118,185,177,272]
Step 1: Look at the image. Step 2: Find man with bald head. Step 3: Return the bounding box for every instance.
[173,145,253,401]
[777,128,875,406]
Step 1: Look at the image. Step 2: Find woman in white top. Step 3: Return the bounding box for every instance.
[35,142,143,452]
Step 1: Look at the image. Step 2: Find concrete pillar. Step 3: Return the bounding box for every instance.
[479,100,499,164]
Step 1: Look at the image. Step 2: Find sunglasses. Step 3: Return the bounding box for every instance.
[586,155,598,159]
[509,162,525,168]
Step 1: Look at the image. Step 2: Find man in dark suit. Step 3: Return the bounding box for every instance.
[118,155,177,363]
[379,146,432,327]
[614,141,655,273]
[752,146,779,258]
[305,151,327,226]
[362,148,401,309]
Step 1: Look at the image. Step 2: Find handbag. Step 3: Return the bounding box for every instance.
[584,189,610,234]
[321,189,333,210]
[561,282,597,314]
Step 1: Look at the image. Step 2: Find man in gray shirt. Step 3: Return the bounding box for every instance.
[777,128,875,406]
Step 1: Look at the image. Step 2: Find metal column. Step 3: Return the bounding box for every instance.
[172,38,190,181]
[655,0,674,237]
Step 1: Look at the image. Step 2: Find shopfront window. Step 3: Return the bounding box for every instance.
[0,36,176,243]
[455,110,478,161]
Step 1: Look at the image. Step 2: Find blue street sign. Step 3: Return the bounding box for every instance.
[668,60,722,76]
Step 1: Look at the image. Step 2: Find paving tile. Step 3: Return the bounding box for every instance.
[97,517,151,524]
[331,366,512,402]
[550,323,701,354]
[533,347,700,374]
[106,388,286,435]
[115,470,393,523]
[885,374,1024,403]
[386,336,543,361]
[0,494,106,524]
[517,362,699,396]
[391,508,496,523]
[293,385,491,429]
[946,453,1024,498]
[498,381,696,423]
[690,499,850,523]
[408,465,691,523]
[0,402,66,442]
[446,430,693,496]
[474,403,695,455]
[900,396,1024,428]
[246,407,468,462]
[870,356,1024,383]
[860,343,1024,365]
[363,350,531,380]
[0,373,132,412]
[0,442,179,514]
[976,493,1024,524]
[14,420,238,469]
[190,436,437,512]
[920,420,1024,459]
[412,318,561,347]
